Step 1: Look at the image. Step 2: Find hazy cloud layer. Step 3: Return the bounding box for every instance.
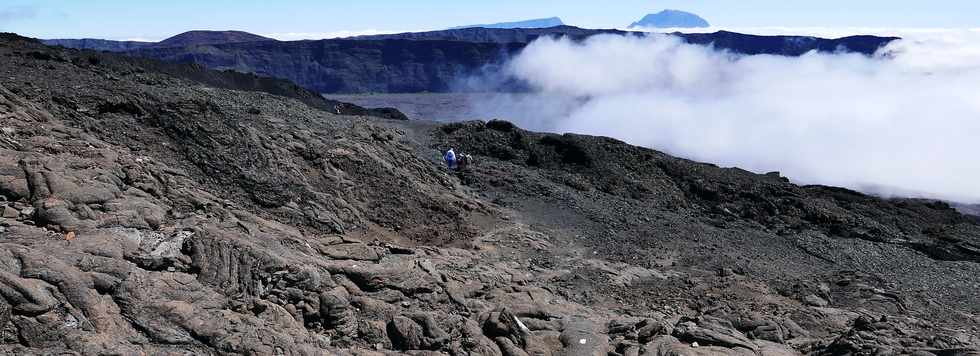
[477,30,980,203]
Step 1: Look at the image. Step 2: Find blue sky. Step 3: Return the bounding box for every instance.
[1,0,978,40]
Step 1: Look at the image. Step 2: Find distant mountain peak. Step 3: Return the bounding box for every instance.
[153,30,274,48]
[450,17,565,30]
[629,10,710,29]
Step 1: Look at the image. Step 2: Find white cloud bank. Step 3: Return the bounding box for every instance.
[480,29,980,203]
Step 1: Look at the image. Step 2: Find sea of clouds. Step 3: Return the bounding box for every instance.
[470,27,980,203]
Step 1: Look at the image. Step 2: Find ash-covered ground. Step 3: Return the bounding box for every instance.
[0,34,978,355]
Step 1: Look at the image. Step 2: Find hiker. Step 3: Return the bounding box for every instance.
[457,152,471,171]
[444,147,456,170]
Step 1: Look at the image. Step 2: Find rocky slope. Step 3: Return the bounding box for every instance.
[127,27,897,93]
[0,34,978,355]
[111,51,407,120]
[44,38,404,120]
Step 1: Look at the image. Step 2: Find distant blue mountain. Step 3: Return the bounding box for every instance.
[629,10,710,28]
[450,17,564,30]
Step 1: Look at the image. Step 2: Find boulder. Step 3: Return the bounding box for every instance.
[672,316,757,351]
[408,312,451,349]
[34,197,79,231]
[559,318,608,356]
[2,205,17,218]
[0,175,29,201]
[804,294,829,307]
[461,318,503,356]
[388,316,425,351]
[496,337,531,356]
[636,316,673,343]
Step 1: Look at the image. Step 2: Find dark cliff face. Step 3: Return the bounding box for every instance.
[36,33,406,120]
[351,25,627,43]
[678,31,901,56]
[41,38,151,51]
[120,27,898,94]
[42,27,899,94]
[115,53,406,119]
[42,30,275,52]
[130,38,528,93]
